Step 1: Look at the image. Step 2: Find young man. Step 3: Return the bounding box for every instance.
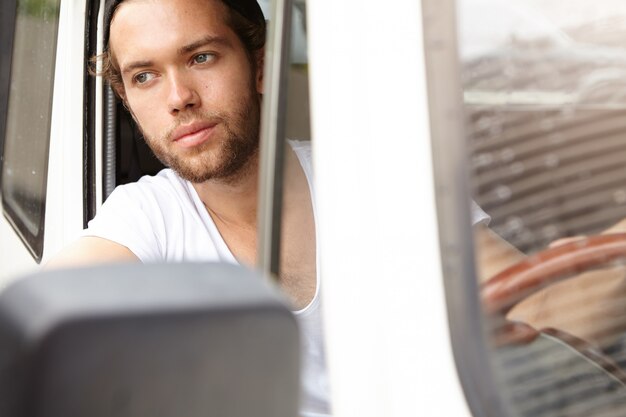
[49,0,318,307]
[48,0,324,414]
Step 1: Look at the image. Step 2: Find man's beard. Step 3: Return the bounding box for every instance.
[140,94,260,184]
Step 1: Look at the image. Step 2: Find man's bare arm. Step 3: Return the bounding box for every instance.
[45,237,140,270]
[474,223,525,283]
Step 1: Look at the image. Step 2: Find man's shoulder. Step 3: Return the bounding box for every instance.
[134,168,185,188]
[115,168,187,195]
[288,139,312,170]
[288,139,311,153]
[106,168,192,209]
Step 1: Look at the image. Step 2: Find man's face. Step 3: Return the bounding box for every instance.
[109,0,263,183]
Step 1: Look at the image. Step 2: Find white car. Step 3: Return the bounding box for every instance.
[2,0,626,416]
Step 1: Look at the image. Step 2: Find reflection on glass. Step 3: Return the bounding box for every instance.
[1,0,60,259]
[461,0,626,415]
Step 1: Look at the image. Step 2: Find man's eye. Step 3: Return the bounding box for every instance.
[134,72,155,84]
[193,53,215,64]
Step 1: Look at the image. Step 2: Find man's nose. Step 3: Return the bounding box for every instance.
[166,73,199,114]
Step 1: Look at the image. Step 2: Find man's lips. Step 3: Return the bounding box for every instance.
[171,122,217,148]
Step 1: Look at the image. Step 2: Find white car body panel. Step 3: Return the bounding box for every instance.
[44,0,89,263]
[308,0,471,415]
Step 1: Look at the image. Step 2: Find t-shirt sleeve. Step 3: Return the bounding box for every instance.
[471,200,490,226]
[82,184,165,263]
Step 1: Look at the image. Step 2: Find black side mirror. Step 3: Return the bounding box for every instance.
[0,263,299,417]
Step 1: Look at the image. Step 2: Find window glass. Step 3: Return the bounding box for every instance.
[257,0,313,294]
[461,0,626,415]
[1,0,61,260]
[277,0,314,308]
[0,1,17,168]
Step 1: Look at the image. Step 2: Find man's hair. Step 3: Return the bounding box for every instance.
[94,0,266,95]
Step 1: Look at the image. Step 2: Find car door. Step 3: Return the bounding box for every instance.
[0,0,101,286]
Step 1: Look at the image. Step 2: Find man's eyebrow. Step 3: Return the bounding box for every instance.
[178,35,232,55]
[121,60,154,76]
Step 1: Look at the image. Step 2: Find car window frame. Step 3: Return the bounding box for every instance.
[257,0,294,278]
[422,0,513,416]
[83,0,100,226]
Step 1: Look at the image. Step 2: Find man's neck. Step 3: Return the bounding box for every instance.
[192,152,260,229]
[191,144,305,232]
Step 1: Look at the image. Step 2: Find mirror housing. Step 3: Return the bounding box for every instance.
[0,263,299,417]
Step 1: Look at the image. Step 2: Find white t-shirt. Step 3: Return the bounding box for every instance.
[84,140,489,417]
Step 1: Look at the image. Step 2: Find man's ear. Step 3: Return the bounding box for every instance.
[112,83,127,103]
[255,48,264,94]
[115,88,135,120]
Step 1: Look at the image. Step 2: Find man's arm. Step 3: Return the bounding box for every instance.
[45,237,140,270]
[474,223,525,283]
[477,220,626,347]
